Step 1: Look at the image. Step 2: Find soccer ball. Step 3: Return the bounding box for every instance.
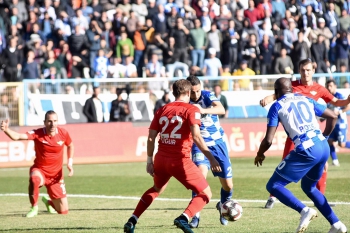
[220,200,243,221]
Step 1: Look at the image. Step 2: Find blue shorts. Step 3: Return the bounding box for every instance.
[275,139,329,183]
[329,125,347,143]
[192,141,232,179]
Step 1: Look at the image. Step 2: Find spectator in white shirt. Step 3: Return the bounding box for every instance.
[108,57,127,78]
[54,11,72,40]
[40,0,56,21]
[124,56,138,78]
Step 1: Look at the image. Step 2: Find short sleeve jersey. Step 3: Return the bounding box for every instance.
[327,92,348,125]
[267,93,326,152]
[291,80,334,103]
[26,127,72,177]
[150,101,201,158]
[190,90,224,146]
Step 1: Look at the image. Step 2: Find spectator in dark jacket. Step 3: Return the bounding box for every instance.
[68,25,89,57]
[2,37,23,82]
[259,34,274,75]
[331,31,350,71]
[153,89,171,114]
[311,34,329,73]
[169,17,190,64]
[83,86,105,123]
[291,31,311,73]
[110,88,130,122]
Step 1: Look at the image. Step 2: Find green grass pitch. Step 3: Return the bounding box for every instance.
[0,154,349,233]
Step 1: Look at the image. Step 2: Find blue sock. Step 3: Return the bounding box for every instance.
[345,141,350,148]
[266,172,306,213]
[220,187,232,204]
[329,145,338,160]
[301,177,339,225]
[192,191,197,199]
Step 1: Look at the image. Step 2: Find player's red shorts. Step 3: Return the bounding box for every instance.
[153,155,209,194]
[282,137,295,159]
[30,166,67,200]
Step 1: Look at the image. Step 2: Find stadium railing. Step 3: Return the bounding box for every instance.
[19,73,350,126]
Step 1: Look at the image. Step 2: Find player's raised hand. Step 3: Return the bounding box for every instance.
[254,154,265,167]
[209,158,222,173]
[1,119,9,132]
[146,163,154,177]
[260,98,268,107]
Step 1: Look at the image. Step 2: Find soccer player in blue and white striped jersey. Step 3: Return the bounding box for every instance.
[255,77,347,233]
[325,80,350,166]
[186,75,233,228]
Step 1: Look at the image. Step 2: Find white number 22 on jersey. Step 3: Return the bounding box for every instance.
[159,116,183,139]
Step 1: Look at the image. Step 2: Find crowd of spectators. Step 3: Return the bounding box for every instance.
[1,0,350,93]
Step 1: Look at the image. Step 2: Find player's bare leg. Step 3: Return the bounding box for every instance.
[26,170,44,217]
[189,165,208,228]
[51,197,69,214]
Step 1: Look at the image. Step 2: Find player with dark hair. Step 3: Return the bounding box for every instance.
[255,77,347,233]
[186,75,233,228]
[325,80,350,166]
[0,110,74,217]
[260,58,350,208]
[123,79,221,233]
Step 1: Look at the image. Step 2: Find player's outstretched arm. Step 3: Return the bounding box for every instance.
[321,108,337,137]
[190,124,221,173]
[146,129,158,176]
[254,126,278,167]
[259,94,276,107]
[1,119,28,141]
[67,142,74,177]
[330,95,350,107]
[194,101,226,115]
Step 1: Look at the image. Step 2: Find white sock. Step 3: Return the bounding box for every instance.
[301,207,309,215]
[332,221,342,227]
[182,213,189,221]
[195,212,200,218]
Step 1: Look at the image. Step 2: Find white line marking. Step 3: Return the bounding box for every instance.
[0,193,349,205]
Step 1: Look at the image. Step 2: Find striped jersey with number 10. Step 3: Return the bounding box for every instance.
[267,93,327,152]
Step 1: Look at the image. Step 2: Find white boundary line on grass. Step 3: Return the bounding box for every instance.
[1,193,350,205]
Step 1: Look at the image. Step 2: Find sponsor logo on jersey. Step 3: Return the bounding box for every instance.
[28,130,35,134]
[195,112,201,119]
[310,91,317,96]
[42,140,49,144]
[57,141,64,146]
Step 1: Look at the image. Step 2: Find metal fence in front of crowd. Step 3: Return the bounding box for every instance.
[4,73,350,126]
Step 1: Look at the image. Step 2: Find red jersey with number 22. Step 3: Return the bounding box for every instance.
[150,101,201,158]
[26,127,72,177]
[291,80,334,102]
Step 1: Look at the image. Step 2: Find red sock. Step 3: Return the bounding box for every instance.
[316,171,327,194]
[133,187,159,218]
[28,176,41,206]
[184,193,209,218]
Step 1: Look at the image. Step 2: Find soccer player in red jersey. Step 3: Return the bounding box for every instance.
[0,110,74,217]
[123,79,221,233]
[260,58,350,209]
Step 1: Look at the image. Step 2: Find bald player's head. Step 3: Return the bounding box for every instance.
[274,77,293,99]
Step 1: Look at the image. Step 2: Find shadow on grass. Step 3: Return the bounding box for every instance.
[72,207,184,211]
[0,227,118,232]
